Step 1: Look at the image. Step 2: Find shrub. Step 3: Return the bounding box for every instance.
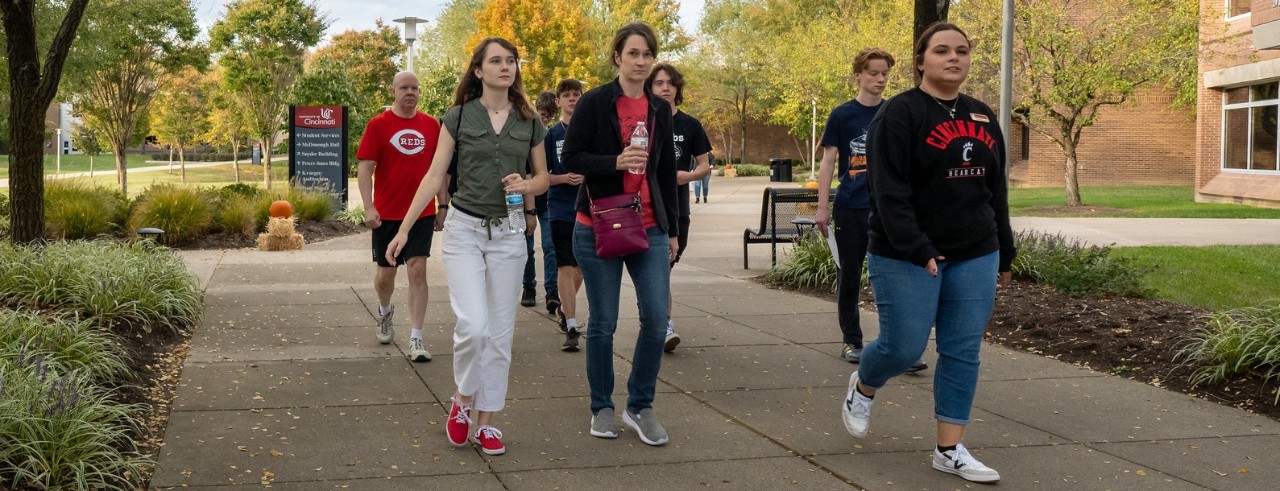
[285,187,335,222]
[0,310,132,386]
[759,231,866,293]
[128,184,213,246]
[0,193,9,237]
[733,164,770,177]
[1178,301,1280,402]
[1012,231,1150,297]
[0,362,152,490]
[0,241,204,335]
[43,180,129,240]
[219,182,263,200]
[214,194,259,237]
[335,205,365,226]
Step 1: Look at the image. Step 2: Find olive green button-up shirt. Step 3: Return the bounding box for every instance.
[441,100,547,218]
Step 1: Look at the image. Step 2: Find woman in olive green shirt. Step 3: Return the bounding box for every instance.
[387,37,549,457]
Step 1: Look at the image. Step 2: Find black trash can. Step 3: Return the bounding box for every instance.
[769,158,792,182]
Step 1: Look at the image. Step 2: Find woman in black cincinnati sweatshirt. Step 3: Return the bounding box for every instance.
[840,23,1016,485]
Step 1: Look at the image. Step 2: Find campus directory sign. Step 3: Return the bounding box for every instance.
[288,105,349,209]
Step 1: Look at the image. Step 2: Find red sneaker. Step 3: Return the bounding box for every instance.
[446,399,471,447]
[474,425,505,455]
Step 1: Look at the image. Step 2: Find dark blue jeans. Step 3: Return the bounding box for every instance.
[858,252,998,425]
[573,224,671,414]
[522,211,557,297]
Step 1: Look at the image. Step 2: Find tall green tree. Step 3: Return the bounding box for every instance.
[210,0,326,190]
[295,22,401,173]
[73,0,202,195]
[959,0,1197,206]
[151,67,211,182]
[205,68,250,183]
[69,121,104,176]
[1,0,89,243]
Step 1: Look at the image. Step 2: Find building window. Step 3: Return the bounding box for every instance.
[1020,124,1030,160]
[1227,0,1250,19]
[1222,81,1280,173]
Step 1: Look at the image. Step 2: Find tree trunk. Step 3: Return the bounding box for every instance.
[262,137,273,190]
[178,146,186,182]
[914,0,951,43]
[232,138,241,183]
[113,146,129,195]
[2,0,90,243]
[914,1,951,84]
[89,154,94,177]
[1063,145,1082,206]
[168,145,174,174]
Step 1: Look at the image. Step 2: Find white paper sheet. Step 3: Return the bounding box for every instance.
[826,230,840,269]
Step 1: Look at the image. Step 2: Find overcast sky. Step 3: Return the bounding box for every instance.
[191,0,704,44]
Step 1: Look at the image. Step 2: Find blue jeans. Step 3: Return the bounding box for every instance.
[573,224,671,414]
[858,251,998,425]
[522,211,558,297]
[692,173,710,200]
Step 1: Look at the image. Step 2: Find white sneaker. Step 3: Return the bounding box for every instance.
[408,337,431,362]
[933,443,1001,483]
[842,372,873,438]
[663,320,680,352]
[376,305,394,344]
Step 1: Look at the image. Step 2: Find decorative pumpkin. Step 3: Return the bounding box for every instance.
[804,181,820,189]
[269,199,293,219]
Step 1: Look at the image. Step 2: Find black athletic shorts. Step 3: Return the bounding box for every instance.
[671,215,690,266]
[371,217,435,268]
[552,220,577,267]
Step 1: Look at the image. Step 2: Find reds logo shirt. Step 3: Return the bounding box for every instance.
[357,110,441,220]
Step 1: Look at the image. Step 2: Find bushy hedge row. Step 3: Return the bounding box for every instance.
[1011,231,1150,297]
[0,241,203,489]
[42,181,335,245]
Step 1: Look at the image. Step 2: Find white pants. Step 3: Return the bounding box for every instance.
[443,209,527,412]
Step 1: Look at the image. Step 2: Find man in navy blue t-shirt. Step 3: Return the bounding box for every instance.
[545,79,585,351]
[816,48,926,373]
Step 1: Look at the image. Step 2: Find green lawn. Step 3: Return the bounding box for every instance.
[0,153,156,179]
[1112,245,1280,311]
[1009,185,1280,218]
[68,163,290,197]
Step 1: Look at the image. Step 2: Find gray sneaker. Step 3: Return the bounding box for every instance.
[376,305,394,344]
[590,408,618,439]
[663,320,680,352]
[408,337,431,362]
[622,408,668,446]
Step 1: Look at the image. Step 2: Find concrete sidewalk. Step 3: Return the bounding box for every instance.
[157,176,1280,490]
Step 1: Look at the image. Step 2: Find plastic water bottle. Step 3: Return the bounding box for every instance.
[628,122,648,175]
[505,192,526,235]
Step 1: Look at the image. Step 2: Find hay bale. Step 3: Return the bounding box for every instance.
[257,217,304,251]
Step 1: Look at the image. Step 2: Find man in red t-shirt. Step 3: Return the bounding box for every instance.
[357,71,446,363]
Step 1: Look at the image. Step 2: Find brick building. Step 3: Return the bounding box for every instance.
[1196,0,1280,207]
[704,87,1196,189]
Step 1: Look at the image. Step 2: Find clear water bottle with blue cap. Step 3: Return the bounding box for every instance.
[506,191,526,235]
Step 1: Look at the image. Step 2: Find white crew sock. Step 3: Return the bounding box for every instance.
[379,304,392,316]
[566,318,578,329]
[410,328,423,339]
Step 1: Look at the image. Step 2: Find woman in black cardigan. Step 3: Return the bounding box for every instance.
[560,22,678,447]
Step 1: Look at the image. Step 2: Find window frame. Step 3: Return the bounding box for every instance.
[1221,81,1280,174]
[1225,0,1251,21]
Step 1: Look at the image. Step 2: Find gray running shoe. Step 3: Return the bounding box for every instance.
[408,337,431,362]
[562,327,580,352]
[590,408,618,438]
[376,305,394,344]
[622,408,668,446]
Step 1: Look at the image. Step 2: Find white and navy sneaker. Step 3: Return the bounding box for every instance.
[842,372,873,438]
[933,443,1001,483]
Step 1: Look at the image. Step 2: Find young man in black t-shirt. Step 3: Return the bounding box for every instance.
[648,63,711,353]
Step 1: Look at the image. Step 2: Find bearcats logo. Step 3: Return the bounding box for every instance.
[390,129,427,155]
[319,108,333,120]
